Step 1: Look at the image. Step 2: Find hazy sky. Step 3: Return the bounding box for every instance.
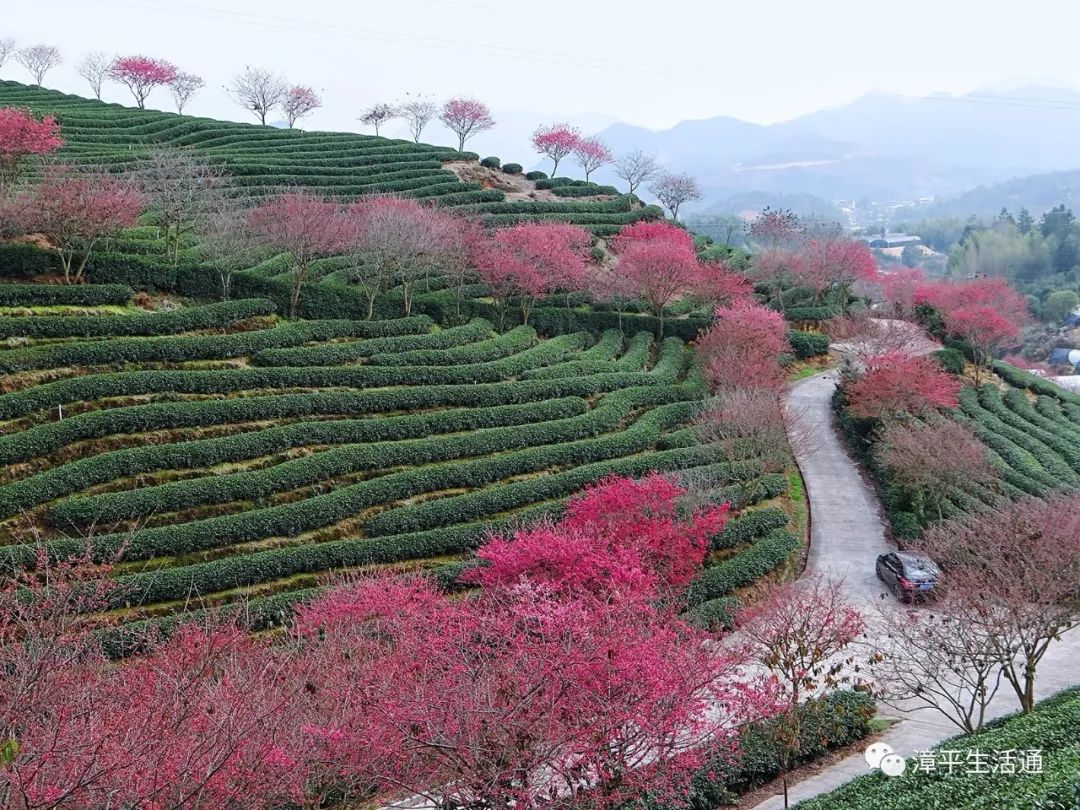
[5,0,1079,156]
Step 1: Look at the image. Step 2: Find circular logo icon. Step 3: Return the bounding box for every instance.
[864,742,893,769]
[880,753,907,777]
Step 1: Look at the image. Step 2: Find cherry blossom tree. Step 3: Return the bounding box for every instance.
[346,196,460,317]
[470,474,729,606]
[843,353,962,420]
[612,148,660,196]
[649,171,701,220]
[944,305,1020,380]
[795,237,878,303]
[691,259,752,309]
[358,102,398,136]
[0,107,63,190]
[283,85,320,128]
[399,95,438,143]
[16,43,61,86]
[440,97,495,152]
[695,301,790,393]
[109,55,178,108]
[915,494,1080,714]
[19,167,143,284]
[246,192,351,317]
[573,136,614,181]
[76,52,111,99]
[474,221,590,328]
[876,419,998,523]
[612,220,699,335]
[748,208,803,250]
[531,123,581,177]
[0,38,15,75]
[228,66,288,125]
[169,71,205,114]
[881,267,926,320]
[737,578,864,808]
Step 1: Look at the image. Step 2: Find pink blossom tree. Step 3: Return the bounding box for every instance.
[0,107,63,190]
[282,85,321,128]
[881,267,927,320]
[109,55,179,108]
[843,353,962,420]
[613,221,700,335]
[474,221,590,328]
[795,237,879,303]
[696,300,790,393]
[648,171,701,220]
[246,192,351,317]
[572,136,614,181]
[440,97,495,151]
[19,167,143,284]
[944,305,1021,380]
[531,123,581,177]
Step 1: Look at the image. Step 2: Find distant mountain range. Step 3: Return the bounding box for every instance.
[586,86,1080,217]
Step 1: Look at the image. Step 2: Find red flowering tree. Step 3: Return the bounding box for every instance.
[247,192,351,317]
[696,300,789,393]
[944,305,1020,380]
[109,55,179,108]
[691,259,752,308]
[844,353,962,420]
[532,123,581,177]
[795,237,878,302]
[881,267,926,320]
[283,85,321,128]
[612,221,699,335]
[0,107,63,189]
[440,97,495,151]
[474,221,590,328]
[470,474,729,606]
[572,135,613,181]
[20,167,143,284]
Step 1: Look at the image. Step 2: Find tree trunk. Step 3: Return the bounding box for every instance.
[403,282,413,317]
[289,279,302,319]
[551,158,560,177]
[458,134,466,152]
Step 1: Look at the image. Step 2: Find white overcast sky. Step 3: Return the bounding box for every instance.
[4,0,1079,156]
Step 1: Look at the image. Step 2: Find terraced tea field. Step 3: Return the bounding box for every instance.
[0,80,662,236]
[0,286,796,640]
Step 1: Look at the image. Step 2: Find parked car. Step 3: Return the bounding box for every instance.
[875,551,941,601]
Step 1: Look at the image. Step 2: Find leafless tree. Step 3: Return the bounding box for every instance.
[76,52,112,99]
[17,43,62,86]
[612,148,660,196]
[863,598,1004,733]
[358,103,399,136]
[916,494,1080,714]
[399,96,438,143]
[169,72,205,114]
[227,66,288,125]
[0,38,16,75]
[135,148,230,264]
[649,171,701,220]
[197,202,262,300]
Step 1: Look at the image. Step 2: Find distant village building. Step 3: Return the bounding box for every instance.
[1049,348,1080,372]
[1065,308,1080,328]
[865,233,922,249]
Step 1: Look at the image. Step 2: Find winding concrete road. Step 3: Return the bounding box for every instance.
[751,369,1080,809]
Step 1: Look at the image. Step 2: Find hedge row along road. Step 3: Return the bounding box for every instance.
[0,80,663,236]
[0,297,805,628]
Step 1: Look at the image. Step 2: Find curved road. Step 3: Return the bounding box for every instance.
[752,369,1080,809]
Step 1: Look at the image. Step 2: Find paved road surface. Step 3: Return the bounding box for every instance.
[752,370,1080,809]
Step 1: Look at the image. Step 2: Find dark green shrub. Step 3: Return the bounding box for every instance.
[933,346,966,374]
[0,243,61,278]
[788,329,831,359]
[0,283,132,307]
[525,170,547,181]
[479,156,500,168]
[502,162,523,174]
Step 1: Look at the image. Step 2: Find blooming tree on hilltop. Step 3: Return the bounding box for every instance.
[696,300,790,393]
[246,192,351,316]
[228,66,288,125]
[109,55,179,108]
[474,221,590,328]
[283,85,320,128]
[0,107,63,189]
[76,52,111,99]
[398,95,438,143]
[358,102,397,136]
[649,171,701,220]
[531,123,581,177]
[169,71,205,114]
[440,97,495,151]
[573,136,614,181]
[843,353,962,420]
[19,167,143,284]
[16,43,61,86]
